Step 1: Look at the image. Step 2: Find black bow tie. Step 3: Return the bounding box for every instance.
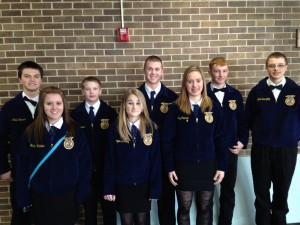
[23,96,37,106]
[213,87,226,93]
[269,84,283,91]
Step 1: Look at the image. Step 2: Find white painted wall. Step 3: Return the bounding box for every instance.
[117,155,300,225]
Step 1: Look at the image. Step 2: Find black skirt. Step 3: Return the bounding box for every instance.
[31,190,79,225]
[175,160,216,191]
[116,183,151,213]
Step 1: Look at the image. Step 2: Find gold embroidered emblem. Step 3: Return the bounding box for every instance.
[143,133,153,146]
[160,103,168,113]
[100,119,110,129]
[204,112,213,123]
[64,137,74,150]
[228,100,237,110]
[285,95,295,106]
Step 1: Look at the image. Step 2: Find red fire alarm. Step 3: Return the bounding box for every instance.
[117,27,129,42]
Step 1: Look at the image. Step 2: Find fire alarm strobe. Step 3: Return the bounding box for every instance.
[117,27,129,42]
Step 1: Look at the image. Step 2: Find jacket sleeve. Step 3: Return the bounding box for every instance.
[245,88,256,130]
[0,106,12,174]
[75,129,92,204]
[236,92,249,148]
[15,133,31,208]
[160,104,177,173]
[103,124,117,196]
[149,129,161,199]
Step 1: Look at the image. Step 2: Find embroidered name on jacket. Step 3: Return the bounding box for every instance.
[257,98,271,101]
[11,118,26,122]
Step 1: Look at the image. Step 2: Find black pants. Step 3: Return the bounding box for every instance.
[209,153,238,225]
[218,153,238,225]
[10,181,31,225]
[157,173,176,225]
[251,144,297,225]
[84,183,116,225]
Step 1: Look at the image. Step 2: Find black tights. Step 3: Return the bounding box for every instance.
[120,212,149,225]
[176,190,213,225]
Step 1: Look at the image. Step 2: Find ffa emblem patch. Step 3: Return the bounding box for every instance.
[100,119,109,129]
[160,103,168,113]
[64,137,74,150]
[204,112,213,123]
[228,100,237,110]
[285,95,295,106]
[143,133,153,146]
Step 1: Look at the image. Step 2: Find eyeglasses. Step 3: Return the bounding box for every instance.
[267,64,287,69]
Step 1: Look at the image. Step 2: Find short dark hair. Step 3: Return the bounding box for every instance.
[17,61,44,79]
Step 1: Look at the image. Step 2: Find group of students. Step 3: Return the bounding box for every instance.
[0,52,298,225]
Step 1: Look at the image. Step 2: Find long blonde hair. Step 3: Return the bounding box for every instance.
[176,65,212,114]
[118,88,156,142]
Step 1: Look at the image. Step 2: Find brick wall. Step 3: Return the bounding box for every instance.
[0,0,300,224]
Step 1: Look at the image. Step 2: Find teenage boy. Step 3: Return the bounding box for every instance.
[207,57,249,225]
[138,55,178,225]
[245,52,300,225]
[71,76,117,225]
[0,61,43,225]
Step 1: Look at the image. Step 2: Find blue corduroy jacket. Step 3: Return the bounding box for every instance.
[103,122,162,199]
[161,101,229,173]
[245,77,300,148]
[16,124,92,208]
[207,82,249,149]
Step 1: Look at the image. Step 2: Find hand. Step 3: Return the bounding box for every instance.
[168,171,178,186]
[213,170,224,185]
[103,195,116,202]
[229,141,244,155]
[0,171,13,182]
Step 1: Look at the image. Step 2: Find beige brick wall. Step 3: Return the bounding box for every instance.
[0,0,300,224]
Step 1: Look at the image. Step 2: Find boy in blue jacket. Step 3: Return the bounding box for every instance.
[138,55,178,225]
[207,57,249,225]
[0,61,43,225]
[245,52,300,225]
[71,76,118,225]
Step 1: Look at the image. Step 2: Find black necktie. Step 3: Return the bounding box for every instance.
[49,126,57,144]
[213,87,226,93]
[269,84,283,91]
[193,104,200,117]
[150,91,156,105]
[89,106,95,121]
[131,124,138,139]
[24,96,37,106]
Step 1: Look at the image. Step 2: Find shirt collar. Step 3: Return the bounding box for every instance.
[127,119,140,130]
[85,100,100,112]
[210,83,226,91]
[46,117,63,131]
[189,98,202,107]
[22,91,39,102]
[145,83,161,98]
[267,77,286,87]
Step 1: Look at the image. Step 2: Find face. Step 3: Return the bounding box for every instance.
[185,71,203,101]
[19,68,42,95]
[125,94,143,123]
[144,61,163,88]
[266,57,287,84]
[82,81,102,105]
[209,64,229,87]
[44,93,64,125]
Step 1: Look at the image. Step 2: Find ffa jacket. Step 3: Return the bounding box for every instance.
[103,123,161,199]
[207,83,249,149]
[138,82,178,128]
[245,77,300,148]
[0,92,37,175]
[16,123,92,208]
[70,100,117,184]
[161,102,229,173]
